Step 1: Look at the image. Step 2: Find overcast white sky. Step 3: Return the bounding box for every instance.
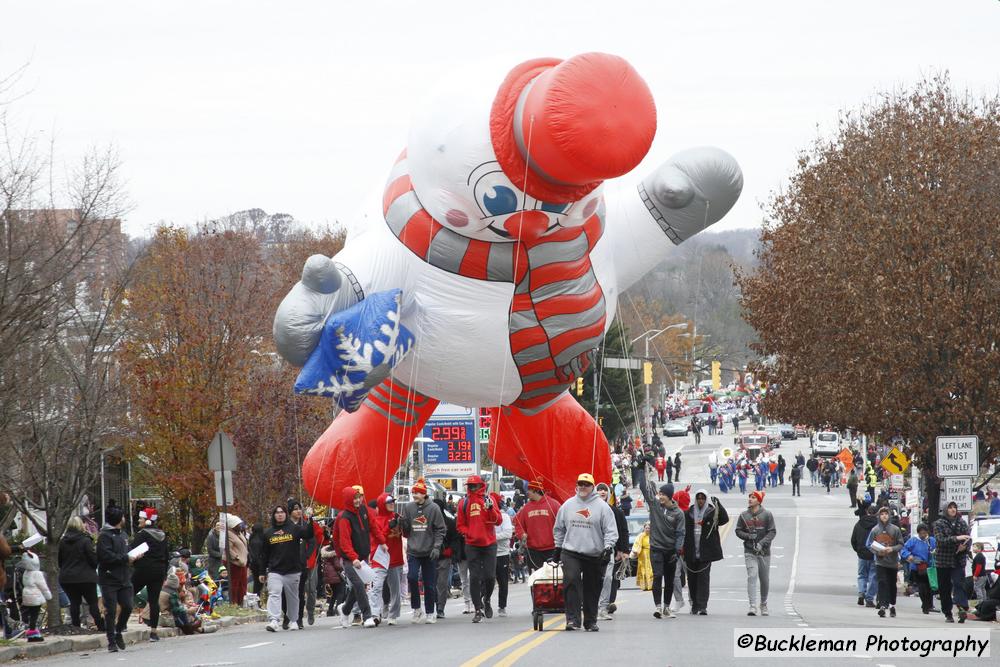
[2,0,999,237]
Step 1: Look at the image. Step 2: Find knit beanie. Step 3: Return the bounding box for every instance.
[659,483,675,499]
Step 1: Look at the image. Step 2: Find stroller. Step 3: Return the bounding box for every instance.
[528,561,565,631]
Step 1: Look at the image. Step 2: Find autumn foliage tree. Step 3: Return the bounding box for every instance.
[120,222,344,547]
[738,76,1000,512]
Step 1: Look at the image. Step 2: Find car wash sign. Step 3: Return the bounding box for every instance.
[935,435,979,478]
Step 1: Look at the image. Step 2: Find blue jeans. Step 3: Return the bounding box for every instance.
[857,558,877,602]
[407,556,438,614]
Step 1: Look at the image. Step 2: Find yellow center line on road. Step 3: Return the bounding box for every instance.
[459,615,564,667]
[493,619,566,666]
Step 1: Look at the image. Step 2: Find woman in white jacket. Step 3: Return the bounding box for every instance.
[491,493,514,617]
[20,552,52,642]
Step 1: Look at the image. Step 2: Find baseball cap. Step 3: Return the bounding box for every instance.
[577,473,595,486]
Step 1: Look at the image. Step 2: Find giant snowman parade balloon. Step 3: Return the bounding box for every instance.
[274,53,742,507]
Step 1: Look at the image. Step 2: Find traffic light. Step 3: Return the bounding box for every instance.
[711,360,721,390]
[643,361,653,385]
[576,376,584,396]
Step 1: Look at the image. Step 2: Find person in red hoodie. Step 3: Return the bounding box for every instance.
[456,475,502,623]
[333,486,385,628]
[368,493,404,625]
[513,480,561,571]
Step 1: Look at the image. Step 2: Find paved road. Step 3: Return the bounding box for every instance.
[31,429,1000,665]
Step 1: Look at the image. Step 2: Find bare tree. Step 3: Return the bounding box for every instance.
[0,97,132,625]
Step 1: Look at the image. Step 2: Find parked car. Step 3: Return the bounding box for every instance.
[812,431,841,456]
[970,515,1000,565]
[663,420,689,437]
[778,424,797,440]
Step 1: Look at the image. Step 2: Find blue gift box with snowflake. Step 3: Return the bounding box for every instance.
[294,289,415,411]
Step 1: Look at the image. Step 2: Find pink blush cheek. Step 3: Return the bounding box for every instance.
[582,199,598,219]
[446,209,469,228]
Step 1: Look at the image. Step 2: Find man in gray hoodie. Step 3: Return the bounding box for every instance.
[553,473,618,632]
[735,490,777,617]
[640,481,685,619]
[397,480,447,623]
[867,506,904,618]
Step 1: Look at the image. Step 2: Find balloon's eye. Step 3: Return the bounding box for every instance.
[482,186,519,217]
[539,201,569,214]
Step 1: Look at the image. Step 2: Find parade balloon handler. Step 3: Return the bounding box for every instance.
[552,473,618,631]
[457,475,503,623]
[368,492,405,625]
[684,488,729,615]
[397,479,447,623]
[594,483,630,620]
[261,503,315,632]
[735,491,776,617]
[639,481,685,619]
[514,479,562,572]
[272,52,742,510]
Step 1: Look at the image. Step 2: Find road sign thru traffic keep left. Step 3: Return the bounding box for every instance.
[880,446,910,475]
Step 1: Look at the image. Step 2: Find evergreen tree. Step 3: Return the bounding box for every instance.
[573,317,641,444]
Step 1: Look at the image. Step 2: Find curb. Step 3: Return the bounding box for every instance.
[0,612,267,662]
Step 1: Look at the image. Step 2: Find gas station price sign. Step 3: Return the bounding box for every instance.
[422,419,476,464]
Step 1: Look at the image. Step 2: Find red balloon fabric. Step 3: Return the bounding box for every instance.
[302,380,439,509]
[488,393,612,503]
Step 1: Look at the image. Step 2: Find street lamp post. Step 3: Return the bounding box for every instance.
[631,323,688,448]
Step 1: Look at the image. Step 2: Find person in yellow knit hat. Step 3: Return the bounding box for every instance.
[630,523,653,591]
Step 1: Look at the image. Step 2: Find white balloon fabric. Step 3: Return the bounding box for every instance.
[273,53,743,507]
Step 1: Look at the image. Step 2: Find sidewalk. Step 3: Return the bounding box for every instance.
[0,611,266,663]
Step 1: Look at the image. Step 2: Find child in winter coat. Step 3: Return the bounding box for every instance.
[19,552,52,642]
[972,543,988,603]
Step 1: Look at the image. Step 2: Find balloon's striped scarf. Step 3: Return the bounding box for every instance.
[382,152,607,414]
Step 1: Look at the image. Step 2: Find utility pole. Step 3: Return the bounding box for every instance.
[631,323,688,448]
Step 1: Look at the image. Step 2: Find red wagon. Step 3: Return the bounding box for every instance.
[529,562,565,631]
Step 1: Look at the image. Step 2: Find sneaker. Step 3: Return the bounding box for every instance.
[889,606,896,618]
[672,600,686,613]
[26,629,43,643]
[760,603,769,617]
[363,618,377,628]
[653,605,663,619]
[149,630,159,642]
[463,601,474,614]
[598,610,612,621]
[928,607,941,613]
[484,602,493,619]
[564,623,577,631]
[266,620,279,632]
[958,609,967,623]
[865,600,876,608]
[308,609,315,625]
[352,614,362,626]
[412,609,424,624]
[698,609,707,616]
[282,619,290,630]
[108,640,118,653]
[289,623,299,631]
[664,608,677,619]
[747,606,757,616]
[607,602,617,614]
[339,614,351,629]
[857,596,865,606]
[584,623,599,632]
[945,614,955,623]
[472,610,483,623]
[877,607,886,618]
[436,611,445,619]
[387,618,398,626]
[425,614,437,624]
[115,634,126,651]
[498,608,507,618]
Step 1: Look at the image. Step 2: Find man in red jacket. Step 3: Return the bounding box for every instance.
[368,493,404,624]
[456,475,502,623]
[333,486,385,628]
[514,480,561,571]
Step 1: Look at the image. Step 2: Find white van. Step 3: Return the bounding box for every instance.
[812,431,841,456]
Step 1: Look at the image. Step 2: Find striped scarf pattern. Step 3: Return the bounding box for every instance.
[383,152,607,413]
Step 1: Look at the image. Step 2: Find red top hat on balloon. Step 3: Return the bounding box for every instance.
[490,52,657,204]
